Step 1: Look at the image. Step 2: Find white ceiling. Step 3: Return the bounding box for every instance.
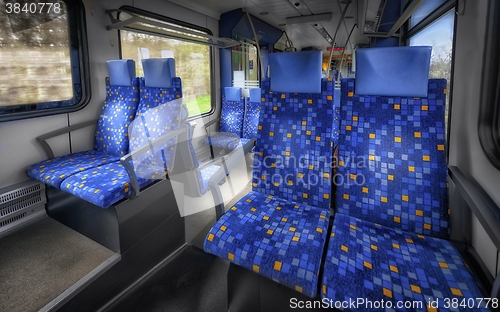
[168,0,370,54]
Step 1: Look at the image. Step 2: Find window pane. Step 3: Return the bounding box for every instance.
[231,43,259,88]
[410,0,448,29]
[120,30,212,117]
[410,10,454,134]
[0,0,74,107]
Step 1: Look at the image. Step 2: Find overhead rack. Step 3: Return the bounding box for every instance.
[105,9,241,49]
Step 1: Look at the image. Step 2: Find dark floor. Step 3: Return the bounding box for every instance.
[101,183,253,312]
[103,245,229,312]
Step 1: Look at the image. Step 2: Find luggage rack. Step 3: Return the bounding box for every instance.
[106,8,241,49]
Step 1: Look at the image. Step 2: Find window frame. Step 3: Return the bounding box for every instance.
[0,0,90,123]
[117,6,215,119]
[477,0,500,170]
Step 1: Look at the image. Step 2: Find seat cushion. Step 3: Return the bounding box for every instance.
[199,164,220,195]
[204,191,330,298]
[321,213,488,311]
[227,137,252,150]
[205,132,241,150]
[60,161,159,208]
[26,150,120,188]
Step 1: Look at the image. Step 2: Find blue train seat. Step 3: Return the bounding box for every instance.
[59,58,183,208]
[321,47,488,310]
[204,87,245,151]
[226,87,261,150]
[27,59,140,188]
[171,105,221,197]
[204,51,335,298]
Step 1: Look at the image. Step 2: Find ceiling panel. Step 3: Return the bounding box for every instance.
[166,0,370,51]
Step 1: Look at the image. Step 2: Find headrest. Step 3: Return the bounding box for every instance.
[107,59,135,86]
[269,51,322,94]
[249,88,261,103]
[225,87,241,102]
[142,58,176,88]
[355,46,432,97]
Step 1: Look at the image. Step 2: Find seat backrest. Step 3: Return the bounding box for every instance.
[333,88,341,143]
[93,59,140,156]
[336,46,449,239]
[242,87,261,140]
[219,87,244,137]
[128,58,183,173]
[136,58,182,117]
[252,51,335,210]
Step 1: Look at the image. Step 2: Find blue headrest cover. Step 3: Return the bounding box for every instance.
[225,87,241,102]
[269,51,322,94]
[249,88,261,103]
[107,59,135,86]
[355,46,432,97]
[142,58,176,88]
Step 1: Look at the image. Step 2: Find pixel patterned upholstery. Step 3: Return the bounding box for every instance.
[219,87,244,136]
[199,164,220,194]
[321,77,488,309]
[205,87,245,150]
[27,60,140,188]
[204,51,335,298]
[225,87,261,150]
[252,78,335,209]
[336,78,449,238]
[242,87,261,140]
[60,58,183,208]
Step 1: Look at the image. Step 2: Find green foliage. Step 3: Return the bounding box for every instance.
[185,94,211,116]
[120,30,211,111]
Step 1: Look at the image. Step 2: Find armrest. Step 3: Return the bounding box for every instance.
[36,120,98,158]
[208,138,256,219]
[203,117,220,135]
[449,166,500,249]
[120,128,185,198]
[449,165,500,298]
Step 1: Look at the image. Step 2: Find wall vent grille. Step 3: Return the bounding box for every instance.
[0,212,27,227]
[0,181,46,235]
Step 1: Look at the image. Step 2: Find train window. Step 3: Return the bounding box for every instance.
[0,0,87,122]
[409,9,454,134]
[119,10,213,118]
[410,0,448,29]
[231,43,259,88]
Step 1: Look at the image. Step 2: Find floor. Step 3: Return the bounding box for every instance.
[0,216,115,312]
[0,173,252,312]
[103,182,253,312]
[102,246,229,312]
